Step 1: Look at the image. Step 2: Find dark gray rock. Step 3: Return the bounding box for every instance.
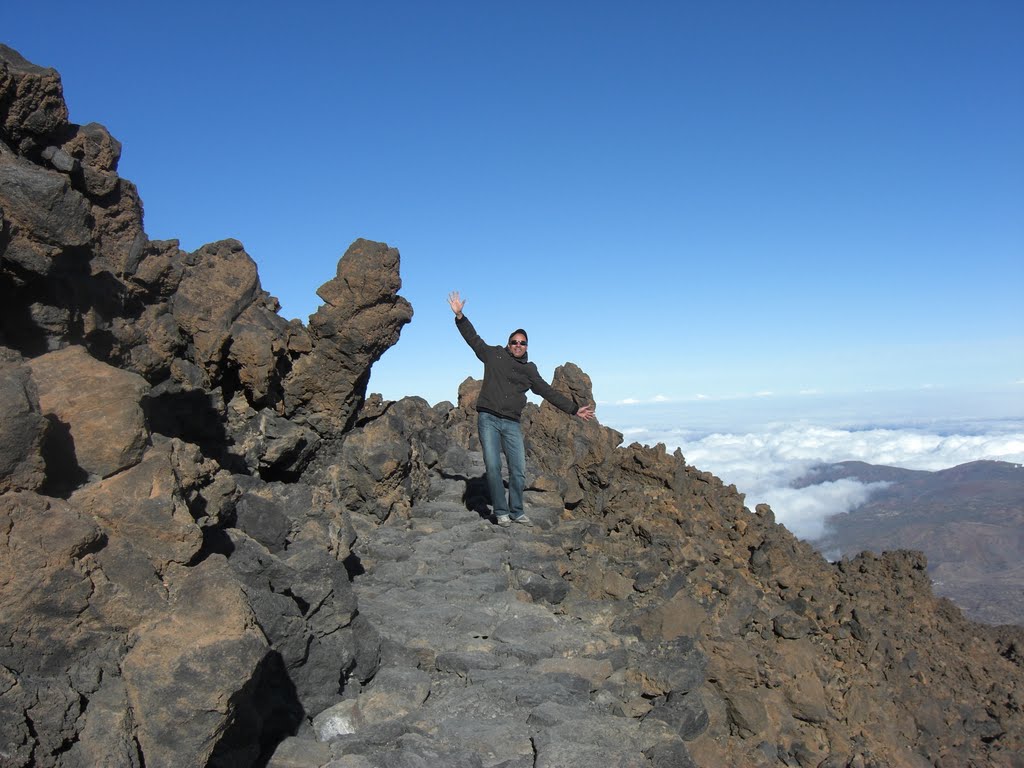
[41,144,78,173]
[513,568,570,605]
[0,152,91,250]
[435,651,503,676]
[0,352,47,492]
[227,402,322,479]
[645,690,710,741]
[774,611,813,639]
[236,490,292,553]
[628,636,706,696]
[644,740,699,768]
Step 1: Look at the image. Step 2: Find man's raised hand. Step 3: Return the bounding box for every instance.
[576,404,596,421]
[447,291,466,318]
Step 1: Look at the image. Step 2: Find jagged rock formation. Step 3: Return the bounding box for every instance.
[1,44,1022,768]
[0,44,403,767]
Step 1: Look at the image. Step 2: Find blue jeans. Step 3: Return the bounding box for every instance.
[477,412,526,519]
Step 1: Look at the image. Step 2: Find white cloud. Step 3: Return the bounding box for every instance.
[612,394,681,406]
[757,480,891,540]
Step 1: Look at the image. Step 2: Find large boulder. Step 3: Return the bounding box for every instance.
[121,556,269,767]
[0,491,117,767]
[224,394,321,480]
[225,479,373,717]
[70,439,207,573]
[28,344,149,482]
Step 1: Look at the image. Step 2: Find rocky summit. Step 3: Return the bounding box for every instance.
[1,43,1022,768]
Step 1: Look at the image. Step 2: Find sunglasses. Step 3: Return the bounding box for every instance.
[509,340,528,347]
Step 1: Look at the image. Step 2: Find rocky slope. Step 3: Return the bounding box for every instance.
[1,44,1022,768]
[803,460,1024,626]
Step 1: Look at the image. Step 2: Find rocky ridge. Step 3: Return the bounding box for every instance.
[1,44,1022,768]
[801,460,1024,626]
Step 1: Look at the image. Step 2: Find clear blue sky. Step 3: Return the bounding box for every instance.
[6,1,1023,413]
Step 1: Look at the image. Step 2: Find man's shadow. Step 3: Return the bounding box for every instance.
[463,475,493,520]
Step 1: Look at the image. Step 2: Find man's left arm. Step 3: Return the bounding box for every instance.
[529,371,595,421]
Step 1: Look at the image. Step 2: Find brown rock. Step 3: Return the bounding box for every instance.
[722,689,770,739]
[171,239,262,378]
[0,491,106,672]
[122,556,268,768]
[603,570,636,600]
[88,176,147,280]
[521,362,624,513]
[777,641,830,724]
[637,590,708,642]
[227,319,284,405]
[335,416,414,523]
[0,44,69,150]
[62,121,121,174]
[28,345,149,480]
[130,238,188,300]
[283,238,412,436]
[71,439,208,573]
[443,376,483,451]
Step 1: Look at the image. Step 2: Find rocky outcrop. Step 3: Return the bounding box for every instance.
[1,43,1022,768]
[283,239,413,437]
[0,45,404,768]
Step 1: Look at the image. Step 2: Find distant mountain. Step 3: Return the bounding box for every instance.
[803,460,1024,625]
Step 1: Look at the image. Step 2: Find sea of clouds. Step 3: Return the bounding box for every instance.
[599,391,1024,542]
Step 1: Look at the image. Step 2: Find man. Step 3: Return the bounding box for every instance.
[448,291,595,527]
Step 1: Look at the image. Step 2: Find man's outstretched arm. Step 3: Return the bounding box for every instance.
[530,375,596,421]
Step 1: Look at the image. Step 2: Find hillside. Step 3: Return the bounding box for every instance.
[1,44,1022,768]
[801,460,1024,625]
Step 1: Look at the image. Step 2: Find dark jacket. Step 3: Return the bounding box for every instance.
[456,314,578,421]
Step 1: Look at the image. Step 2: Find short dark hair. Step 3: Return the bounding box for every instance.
[509,328,528,343]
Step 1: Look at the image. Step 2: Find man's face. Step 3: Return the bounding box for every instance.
[508,334,528,358]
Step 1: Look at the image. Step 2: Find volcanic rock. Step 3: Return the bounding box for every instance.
[29,344,149,483]
[282,238,413,437]
[0,350,47,492]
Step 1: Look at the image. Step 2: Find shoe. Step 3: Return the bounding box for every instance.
[495,515,512,527]
[511,514,533,527]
